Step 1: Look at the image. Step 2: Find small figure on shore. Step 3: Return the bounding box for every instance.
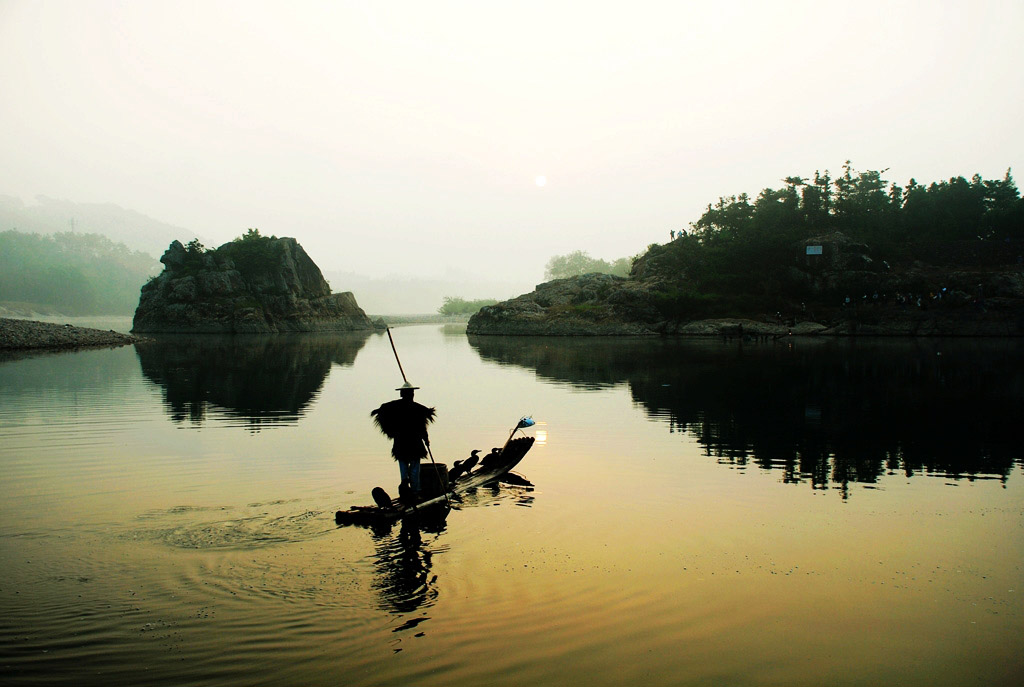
[371,382,436,495]
[670,229,676,241]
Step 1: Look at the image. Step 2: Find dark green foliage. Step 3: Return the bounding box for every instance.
[220,228,282,280]
[166,229,283,282]
[176,238,209,275]
[650,287,723,320]
[544,250,633,280]
[661,163,1024,314]
[438,296,498,315]
[0,230,158,314]
[690,164,1022,248]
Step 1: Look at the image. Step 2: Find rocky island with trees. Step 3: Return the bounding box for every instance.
[469,164,1024,336]
[133,229,382,333]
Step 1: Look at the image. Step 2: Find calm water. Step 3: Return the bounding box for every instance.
[1,326,1022,686]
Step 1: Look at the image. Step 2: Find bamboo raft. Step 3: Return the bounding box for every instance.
[335,435,535,527]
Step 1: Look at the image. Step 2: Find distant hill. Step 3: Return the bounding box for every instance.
[0,230,160,315]
[0,195,203,257]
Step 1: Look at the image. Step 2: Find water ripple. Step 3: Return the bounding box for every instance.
[127,508,336,551]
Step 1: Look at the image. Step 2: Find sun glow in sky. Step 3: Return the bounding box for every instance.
[0,0,1021,284]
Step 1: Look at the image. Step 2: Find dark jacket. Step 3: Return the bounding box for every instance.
[371,398,436,461]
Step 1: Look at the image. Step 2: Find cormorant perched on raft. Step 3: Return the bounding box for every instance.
[448,450,480,482]
[479,447,503,469]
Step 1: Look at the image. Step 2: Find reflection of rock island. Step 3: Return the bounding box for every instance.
[469,335,1024,493]
[137,332,370,427]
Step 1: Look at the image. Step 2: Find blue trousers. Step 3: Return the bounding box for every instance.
[398,460,421,492]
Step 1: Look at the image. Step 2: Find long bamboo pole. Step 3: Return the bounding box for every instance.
[385,327,409,385]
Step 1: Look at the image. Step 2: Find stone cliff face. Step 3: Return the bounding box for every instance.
[468,236,1024,336]
[467,273,662,335]
[133,237,380,333]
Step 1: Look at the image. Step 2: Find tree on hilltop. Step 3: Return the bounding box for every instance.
[544,250,632,280]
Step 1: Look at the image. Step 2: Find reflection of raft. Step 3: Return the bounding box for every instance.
[335,435,535,527]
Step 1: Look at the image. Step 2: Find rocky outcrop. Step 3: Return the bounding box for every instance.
[466,273,833,336]
[468,235,1024,336]
[133,237,380,333]
[467,273,661,335]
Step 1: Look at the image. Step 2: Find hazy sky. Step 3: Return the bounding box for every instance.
[2,0,1022,282]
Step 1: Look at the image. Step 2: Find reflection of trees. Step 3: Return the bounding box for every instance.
[136,332,370,428]
[469,335,1024,493]
[468,335,640,390]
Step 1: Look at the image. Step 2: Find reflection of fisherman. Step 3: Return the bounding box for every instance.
[371,519,439,614]
[371,382,436,494]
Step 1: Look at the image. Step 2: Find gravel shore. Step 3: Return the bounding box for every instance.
[0,318,145,351]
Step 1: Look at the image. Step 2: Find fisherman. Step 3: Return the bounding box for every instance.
[371,382,436,496]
